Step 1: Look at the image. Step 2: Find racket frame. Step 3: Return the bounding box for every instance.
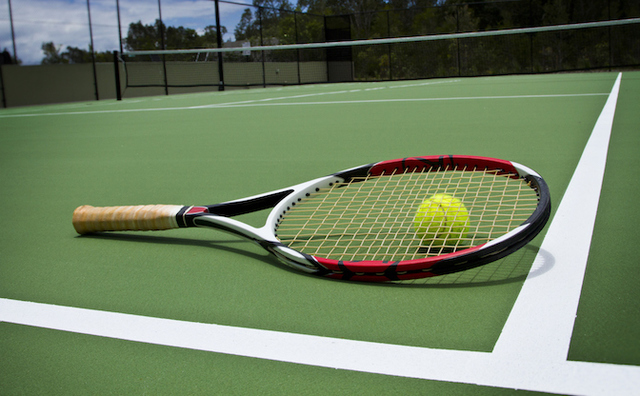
[175,155,550,281]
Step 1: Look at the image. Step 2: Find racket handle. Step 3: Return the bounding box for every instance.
[72,205,184,234]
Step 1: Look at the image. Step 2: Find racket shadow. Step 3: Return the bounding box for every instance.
[76,234,553,286]
[392,245,554,288]
[76,232,283,269]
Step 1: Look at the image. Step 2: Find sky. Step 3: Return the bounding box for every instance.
[0,0,259,65]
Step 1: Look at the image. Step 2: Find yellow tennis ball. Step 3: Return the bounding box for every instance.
[414,194,470,244]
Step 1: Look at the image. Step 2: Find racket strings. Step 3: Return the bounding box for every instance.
[364,167,429,259]
[380,168,429,258]
[275,165,539,262]
[323,170,385,258]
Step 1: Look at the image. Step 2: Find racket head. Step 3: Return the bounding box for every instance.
[266,155,550,282]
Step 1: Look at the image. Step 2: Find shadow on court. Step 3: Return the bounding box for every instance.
[77,233,553,288]
[397,245,554,288]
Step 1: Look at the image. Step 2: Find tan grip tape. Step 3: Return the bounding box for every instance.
[72,205,183,234]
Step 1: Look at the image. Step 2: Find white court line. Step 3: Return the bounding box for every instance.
[191,89,352,108]
[493,72,623,362]
[1,74,636,394]
[0,297,639,395]
[167,79,462,109]
[388,80,461,89]
[0,92,606,118]
[1,299,639,396]
[0,93,607,118]
[208,93,608,109]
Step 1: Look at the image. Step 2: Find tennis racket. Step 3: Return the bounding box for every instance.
[72,155,550,282]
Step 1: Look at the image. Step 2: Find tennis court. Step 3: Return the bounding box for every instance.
[1,71,639,394]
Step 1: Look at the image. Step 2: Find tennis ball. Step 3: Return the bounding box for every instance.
[414,194,470,244]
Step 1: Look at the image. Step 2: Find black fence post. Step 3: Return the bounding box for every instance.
[113,51,122,101]
[0,63,6,108]
[157,0,169,96]
[456,4,461,76]
[116,0,123,54]
[8,0,18,66]
[87,0,99,100]
[259,7,266,88]
[214,0,225,91]
[295,11,301,84]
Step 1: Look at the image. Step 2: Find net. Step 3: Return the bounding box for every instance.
[120,46,328,92]
[119,18,640,94]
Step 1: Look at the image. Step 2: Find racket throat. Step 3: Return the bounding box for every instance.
[261,241,324,274]
[205,190,294,217]
[189,215,323,274]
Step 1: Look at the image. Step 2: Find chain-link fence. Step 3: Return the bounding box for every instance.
[1,0,640,105]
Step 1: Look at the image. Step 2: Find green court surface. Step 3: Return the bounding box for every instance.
[1,72,639,394]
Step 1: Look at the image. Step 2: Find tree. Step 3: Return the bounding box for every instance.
[296,0,328,14]
[41,42,66,64]
[41,42,112,64]
[65,46,94,63]
[234,9,259,41]
[1,48,19,65]
[202,25,228,47]
[253,0,295,17]
[125,20,163,51]
[125,20,227,51]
